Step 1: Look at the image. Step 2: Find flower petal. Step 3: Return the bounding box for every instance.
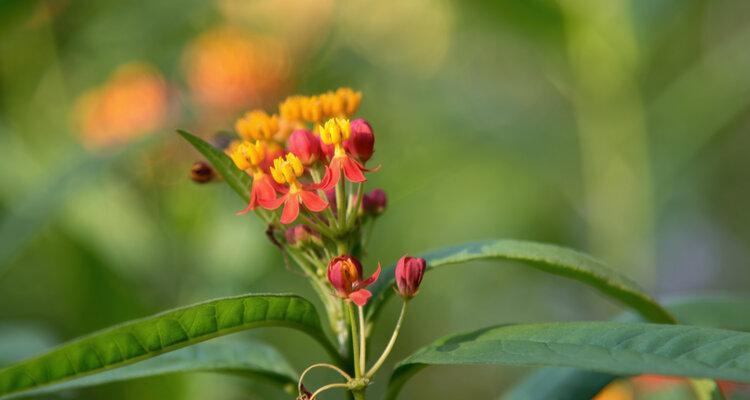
[299,190,328,212]
[342,157,366,183]
[320,158,342,190]
[280,195,300,224]
[260,191,288,210]
[349,289,372,306]
[358,262,381,288]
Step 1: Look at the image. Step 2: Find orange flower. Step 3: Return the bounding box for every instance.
[317,118,376,189]
[74,62,168,149]
[327,255,381,306]
[229,140,279,214]
[264,153,328,224]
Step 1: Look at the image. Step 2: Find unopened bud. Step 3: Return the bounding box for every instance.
[395,256,426,299]
[345,118,374,162]
[362,188,387,216]
[287,129,321,165]
[285,225,321,247]
[190,161,215,183]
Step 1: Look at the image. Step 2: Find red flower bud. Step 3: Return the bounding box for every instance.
[285,225,320,247]
[362,188,387,216]
[287,129,321,165]
[395,256,426,299]
[327,255,381,306]
[345,118,374,162]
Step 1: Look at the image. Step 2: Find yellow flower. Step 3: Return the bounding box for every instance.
[229,140,266,170]
[235,110,280,141]
[270,153,304,186]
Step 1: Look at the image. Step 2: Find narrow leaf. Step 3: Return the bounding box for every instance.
[177,129,251,202]
[366,240,675,324]
[1,339,296,400]
[386,322,750,399]
[0,294,339,399]
[504,296,750,400]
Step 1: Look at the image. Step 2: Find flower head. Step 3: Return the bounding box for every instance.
[235,110,281,142]
[229,140,283,214]
[327,255,381,306]
[318,118,377,189]
[265,153,328,224]
[395,256,426,299]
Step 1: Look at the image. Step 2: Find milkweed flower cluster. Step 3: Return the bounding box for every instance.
[195,88,426,399]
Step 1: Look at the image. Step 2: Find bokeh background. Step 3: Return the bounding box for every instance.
[1,0,749,399]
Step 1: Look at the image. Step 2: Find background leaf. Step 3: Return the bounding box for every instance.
[386,321,750,399]
[177,130,251,202]
[503,295,750,400]
[366,240,676,324]
[1,339,296,400]
[0,294,338,399]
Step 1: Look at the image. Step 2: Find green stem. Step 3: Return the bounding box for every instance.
[366,301,407,378]
[358,305,367,374]
[335,178,346,229]
[310,383,350,399]
[347,302,363,378]
[346,183,364,228]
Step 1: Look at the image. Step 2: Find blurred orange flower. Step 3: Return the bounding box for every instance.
[74,62,169,149]
[182,26,289,118]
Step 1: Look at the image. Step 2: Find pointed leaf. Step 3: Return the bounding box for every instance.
[367,240,675,324]
[177,129,252,202]
[0,294,339,399]
[1,339,296,399]
[386,322,750,399]
[504,295,750,400]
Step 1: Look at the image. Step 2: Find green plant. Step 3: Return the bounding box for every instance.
[1,88,748,399]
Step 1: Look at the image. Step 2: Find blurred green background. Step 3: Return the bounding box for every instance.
[1,0,749,398]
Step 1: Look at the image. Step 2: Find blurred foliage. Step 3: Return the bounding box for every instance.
[1,0,750,398]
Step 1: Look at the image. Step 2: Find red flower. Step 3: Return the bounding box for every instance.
[395,256,426,299]
[236,172,279,215]
[317,118,377,190]
[327,255,381,306]
[265,153,328,224]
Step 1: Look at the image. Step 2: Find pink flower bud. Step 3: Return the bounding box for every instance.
[285,225,320,247]
[395,256,426,299]
[327,255,381,306]
[362,188,387,216]
[287,129,321,165]
[345,118,375,162]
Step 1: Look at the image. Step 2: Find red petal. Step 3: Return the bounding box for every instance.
[349,289,372,306]
[280,195,300,224]
[342,157,366,183]
[320,158,342,190]
[299,190,328,212]
[358,263,381,288]
[260,192,288,210]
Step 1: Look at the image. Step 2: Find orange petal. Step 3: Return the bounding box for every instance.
[280,195,300,224]
[359,263,381,288]
[342,157,366,183]
[299,190,328,212]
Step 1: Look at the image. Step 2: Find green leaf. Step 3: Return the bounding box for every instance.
[386,322,750,400]
[0,339,296,400]
[504,295,750,400]
[0,294,339,399]
[177,129,251,202]
[366,240,676,324]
